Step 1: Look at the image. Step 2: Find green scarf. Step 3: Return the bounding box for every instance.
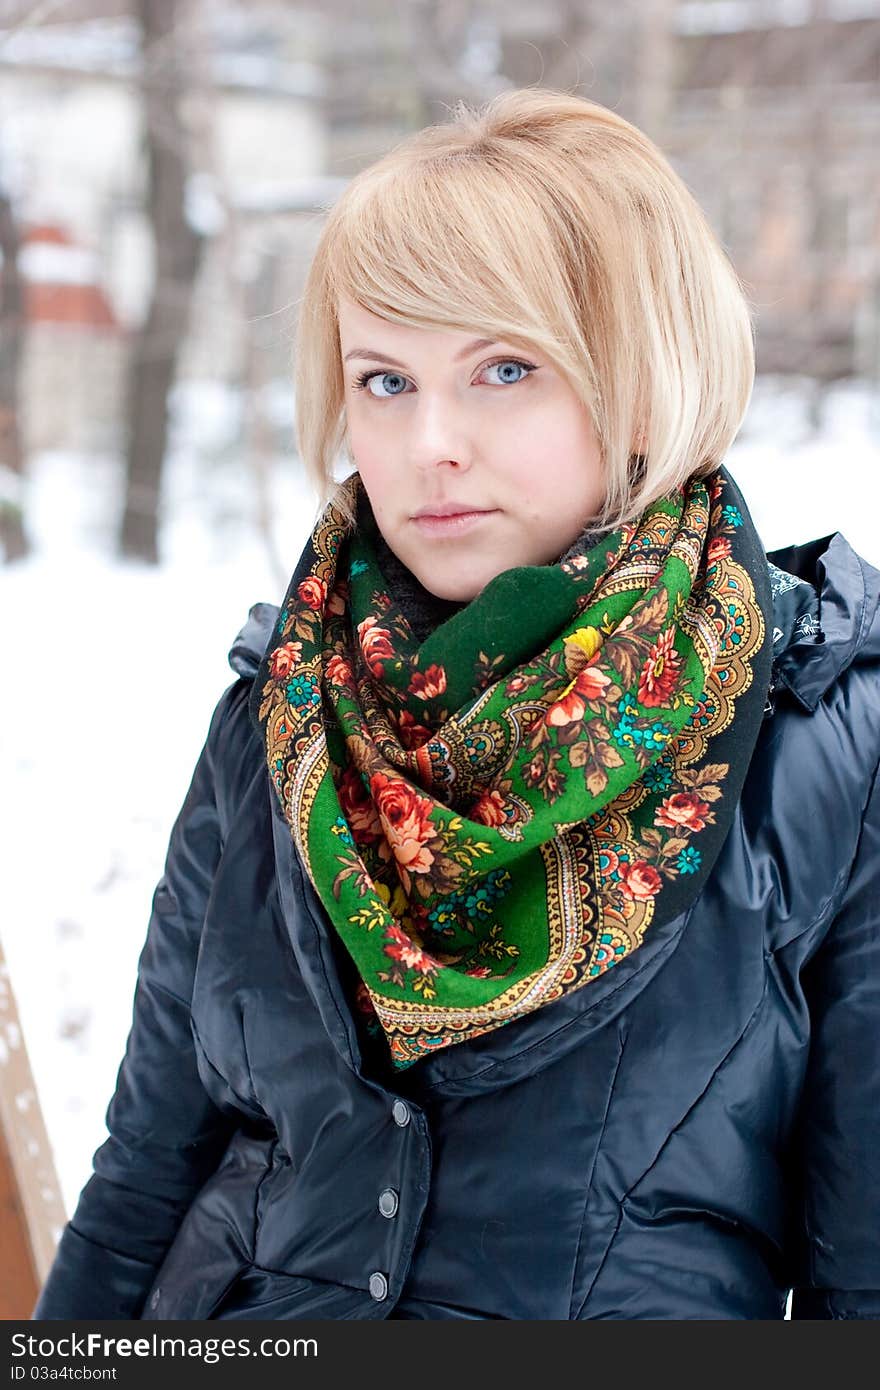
[252,466,772,1070]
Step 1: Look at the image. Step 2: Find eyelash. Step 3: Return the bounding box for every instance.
[351,357,538,394]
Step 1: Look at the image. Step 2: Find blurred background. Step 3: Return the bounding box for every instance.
[0,0,878,1291]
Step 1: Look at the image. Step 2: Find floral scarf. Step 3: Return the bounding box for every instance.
[251,466,772,1070]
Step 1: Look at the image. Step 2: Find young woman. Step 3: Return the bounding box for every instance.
[34,89,880,1321]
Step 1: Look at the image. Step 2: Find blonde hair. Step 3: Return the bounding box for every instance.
[294,87,755,534]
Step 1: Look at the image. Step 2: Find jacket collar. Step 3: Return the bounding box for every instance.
[765,532,880,712]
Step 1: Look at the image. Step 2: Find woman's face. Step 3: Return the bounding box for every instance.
[338,297,606,602]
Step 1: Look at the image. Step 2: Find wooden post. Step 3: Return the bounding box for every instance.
[0,941,67,1318]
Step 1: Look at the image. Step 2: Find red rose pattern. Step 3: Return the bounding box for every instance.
[298,576,326,610]
[357,616,395,676]
[382,921,438,976]
[397,709,433,750]
[370,772,436,876]
[654,791,711,832]
[707,536,732,566]
[409,663,447,700]
[620,860,662,900]
[324,653,354,688]
[337,766,383,844]
[269,641,302,679]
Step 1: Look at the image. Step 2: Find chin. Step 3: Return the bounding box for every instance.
[400,541,507,601]
[403,561,472,600]
[411,569,479,603]
[421,581,474,602]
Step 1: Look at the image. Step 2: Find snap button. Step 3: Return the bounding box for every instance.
[378,1188,399,1218]
[369,1271,388,1301]
[392,1099,410,1127]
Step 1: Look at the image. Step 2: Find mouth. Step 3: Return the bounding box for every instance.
[410,508,498,537]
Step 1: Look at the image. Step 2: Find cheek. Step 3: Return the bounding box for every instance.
[346,419,395,502]
[505,410,603,512]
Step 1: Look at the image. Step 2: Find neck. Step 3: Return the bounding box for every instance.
[373,528,468,643]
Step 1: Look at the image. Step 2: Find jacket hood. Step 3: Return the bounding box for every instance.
[763,532,880,711]
[229,532,880,704]
[229,600,284,680]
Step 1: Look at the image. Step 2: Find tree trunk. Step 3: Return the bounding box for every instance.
[119,0,203,563]
[0,188,28,563]
[804,0,836,432]
[631,0,677,141]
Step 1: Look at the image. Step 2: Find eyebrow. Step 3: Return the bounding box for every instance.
[343,336,501,369]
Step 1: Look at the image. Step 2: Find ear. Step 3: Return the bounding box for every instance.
[628,426,648,480]
[628,449,648,486]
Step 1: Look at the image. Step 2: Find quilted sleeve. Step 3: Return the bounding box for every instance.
[789,750,880,1319]
[32,682,247,1320]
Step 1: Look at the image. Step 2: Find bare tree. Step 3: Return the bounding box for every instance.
[119,0,204,563]
[803,0,842,430]
[0,184,27,563]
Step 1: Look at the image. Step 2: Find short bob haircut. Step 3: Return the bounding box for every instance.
[294,86,755,536]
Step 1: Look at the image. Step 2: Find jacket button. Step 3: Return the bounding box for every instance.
[369,1271,389,1301]
[378,1188,399,1218]
[392,1099,410,1127]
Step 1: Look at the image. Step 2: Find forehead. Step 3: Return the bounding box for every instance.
[337,298,529,363]
[337,298,397,341]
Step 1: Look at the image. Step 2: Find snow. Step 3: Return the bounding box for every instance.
[1,424,319,1218]
[727,375,880,561]
[0,242,99,284]
[0,373,878,1223]
[184,173,227,239]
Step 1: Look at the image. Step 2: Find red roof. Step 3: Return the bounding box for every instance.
[23,223,75,247]
[0,222,120,331]
[25,281,119,330]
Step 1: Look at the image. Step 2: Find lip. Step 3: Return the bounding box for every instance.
[411,508,498,537]
[412,501,491,518]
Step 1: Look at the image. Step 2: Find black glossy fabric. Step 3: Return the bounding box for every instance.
[33,532,880,1321]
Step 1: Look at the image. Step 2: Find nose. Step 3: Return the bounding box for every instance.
[408,392,472,473]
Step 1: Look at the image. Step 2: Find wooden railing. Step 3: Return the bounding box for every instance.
[0,939,67,1318]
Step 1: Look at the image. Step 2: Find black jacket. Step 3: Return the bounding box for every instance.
[33,532,880,1320]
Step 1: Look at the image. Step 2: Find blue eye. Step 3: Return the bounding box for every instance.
[356,371,410,398]
[484,360,531,386]
[352,358,536,397]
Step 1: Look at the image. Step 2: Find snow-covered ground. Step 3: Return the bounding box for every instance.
[1,373,878,1221]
